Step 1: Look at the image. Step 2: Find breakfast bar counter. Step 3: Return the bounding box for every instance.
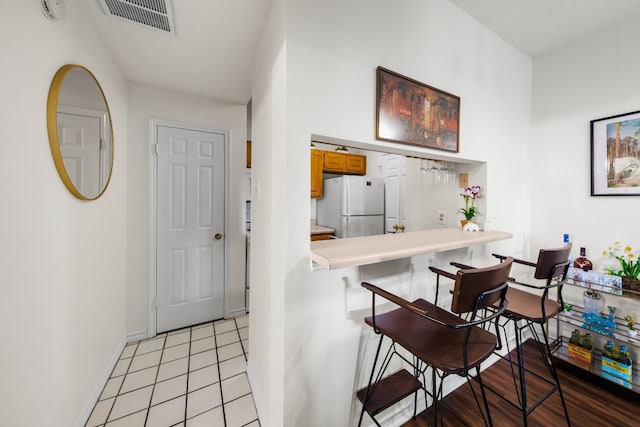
[310,227,512,270]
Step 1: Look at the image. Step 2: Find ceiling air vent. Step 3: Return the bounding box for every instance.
[97,0,175,34]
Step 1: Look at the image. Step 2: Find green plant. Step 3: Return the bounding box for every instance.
[624,315,636,330]
[602,242,640,279]
[458,185,481,221]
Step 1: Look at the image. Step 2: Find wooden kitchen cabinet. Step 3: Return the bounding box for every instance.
[311,149,367,198]
[311,232,334,241]
[322,151,346,172]
[345,154,366,174]
[322,151,366,174]
[310,149,323,198]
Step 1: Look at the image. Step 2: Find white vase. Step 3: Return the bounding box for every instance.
[461,220,479,232]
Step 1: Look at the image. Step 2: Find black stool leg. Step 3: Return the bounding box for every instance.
[475,366,494,427]
[494,314,503,351]
[358,334,385,427]
[514,319,528,426]
[539,324,571,426]
[511,319,571,427]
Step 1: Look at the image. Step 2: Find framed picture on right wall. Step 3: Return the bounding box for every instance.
[591,110,640,196]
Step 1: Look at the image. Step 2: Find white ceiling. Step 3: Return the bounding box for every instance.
[79,0,270,104]
[449,0,640,57]
[76,0,640,104]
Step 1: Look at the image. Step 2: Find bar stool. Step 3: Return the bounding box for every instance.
[476,245,572,426]
[357,257,513,426]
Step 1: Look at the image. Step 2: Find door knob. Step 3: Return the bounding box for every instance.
[398,225,405,231]
[214,233,222,240]
[393,224,399,230]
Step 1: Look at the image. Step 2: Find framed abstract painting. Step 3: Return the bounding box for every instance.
[376,66,460,153]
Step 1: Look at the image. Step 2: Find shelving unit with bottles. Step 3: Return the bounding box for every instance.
[552,272,640,395]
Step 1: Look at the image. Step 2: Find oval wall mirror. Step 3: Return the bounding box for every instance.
[47,64,113,200]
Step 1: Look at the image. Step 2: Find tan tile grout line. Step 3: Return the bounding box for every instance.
[213,320,228,426]
[143,333,168,426]
[87,317,254,426]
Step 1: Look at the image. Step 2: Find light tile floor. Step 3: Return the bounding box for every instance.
[86,315,258,427]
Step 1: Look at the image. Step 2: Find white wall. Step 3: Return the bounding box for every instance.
[126,82,248,337]
[0,1,128,426]
[249,0,287,424]
[531,16,640,318]
[250,0,532,425]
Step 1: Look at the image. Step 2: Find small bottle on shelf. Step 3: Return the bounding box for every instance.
[583,333,594,350]
[573,247,593,271]
[563,234,574,265]
[619,345,632,365]
[603,341,614,359]
[570,329,581,345]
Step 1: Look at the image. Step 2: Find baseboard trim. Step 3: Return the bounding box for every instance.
[246,363,265,427]
[127,330,152,343]
[228,307,248,318]
[75,336,127,427]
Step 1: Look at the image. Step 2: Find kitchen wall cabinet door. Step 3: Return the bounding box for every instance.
[322,151,346,172]
[246,140,251,168]
[310,149,323,198]
[322,151,366,175]
[345,154,366,174]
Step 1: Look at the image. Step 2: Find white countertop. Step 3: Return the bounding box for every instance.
[310,227,512,270]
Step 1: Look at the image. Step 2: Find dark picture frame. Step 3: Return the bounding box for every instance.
[376,66,460,153]
[591,110,640,196]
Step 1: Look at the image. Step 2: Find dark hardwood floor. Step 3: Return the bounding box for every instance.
[401,340,638,427]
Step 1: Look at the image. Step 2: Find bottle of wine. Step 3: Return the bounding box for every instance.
[563,234,573,265]
[573,247,593,271]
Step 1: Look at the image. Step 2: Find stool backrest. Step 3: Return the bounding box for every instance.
[534,244,572,279]
[451,257,513,315]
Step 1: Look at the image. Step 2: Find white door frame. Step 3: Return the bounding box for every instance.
[58,105,111,193]
[148,118,231,337]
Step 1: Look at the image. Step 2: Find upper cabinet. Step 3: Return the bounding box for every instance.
[311,149,323,199]
[322,151,366,174]
[310,149,367,198]
[246,140,252,168]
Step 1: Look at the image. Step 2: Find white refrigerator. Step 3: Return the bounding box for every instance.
[317,176,385,238]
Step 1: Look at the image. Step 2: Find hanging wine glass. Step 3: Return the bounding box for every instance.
[434,160,442,184]
[426,160,435,184]
[417,159,428,184]
[442,161,450,184]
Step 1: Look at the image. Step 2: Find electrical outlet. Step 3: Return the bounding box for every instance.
[459,173,469,188]
[438,210,447,225]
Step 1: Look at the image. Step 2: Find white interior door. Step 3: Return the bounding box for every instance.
[156,125,226,333]
[57,110,103,197]
[382,154,406,233]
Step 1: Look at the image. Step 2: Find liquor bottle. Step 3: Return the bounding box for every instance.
[563,234,574,265]
[573,247,593,271]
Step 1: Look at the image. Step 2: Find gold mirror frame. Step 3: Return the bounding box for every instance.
[47,64,114,200]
